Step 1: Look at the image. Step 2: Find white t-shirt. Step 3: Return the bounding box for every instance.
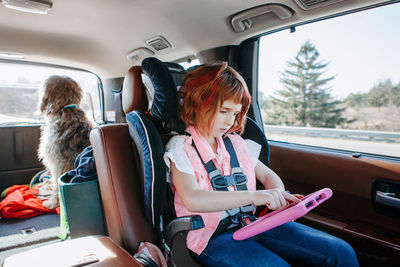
[163,136,262,223]
[163,136,262,182]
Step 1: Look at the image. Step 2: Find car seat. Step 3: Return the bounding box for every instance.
[125,58,205,266]
[91,61,205,267]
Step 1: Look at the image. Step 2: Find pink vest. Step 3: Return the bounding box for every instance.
[173,126,256,255]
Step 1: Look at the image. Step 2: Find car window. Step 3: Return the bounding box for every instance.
[179,59,200,69]
[0,62,102,125]
[258,3,400,158]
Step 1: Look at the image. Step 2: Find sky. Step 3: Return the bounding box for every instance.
[258,3,400,99]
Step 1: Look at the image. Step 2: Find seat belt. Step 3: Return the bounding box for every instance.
[192,136,255,226]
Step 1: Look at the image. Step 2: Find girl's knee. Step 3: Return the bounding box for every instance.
[326,238,359,267]
[336,238,356,255]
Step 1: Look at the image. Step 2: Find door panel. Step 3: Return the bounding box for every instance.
[269,141,400,265]
[0,126,43,193]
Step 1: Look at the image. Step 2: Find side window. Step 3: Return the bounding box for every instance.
[0,63,102,125]
[258,3,400,158]
[179,59,200,69]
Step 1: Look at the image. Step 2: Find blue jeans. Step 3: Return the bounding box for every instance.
[193,222,359,267]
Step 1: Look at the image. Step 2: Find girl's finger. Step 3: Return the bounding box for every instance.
[277,191,287,208]
[282,191,301,203]
[267,195,278,210]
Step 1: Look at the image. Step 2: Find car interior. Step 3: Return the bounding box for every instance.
[0,0,399,266]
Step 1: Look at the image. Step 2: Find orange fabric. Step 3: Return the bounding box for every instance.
[0,185,59,219]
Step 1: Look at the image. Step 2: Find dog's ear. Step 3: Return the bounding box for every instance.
[39,95,48,114]
[69,79,83,104]
[39,89,58,115]
[45,103,57,114]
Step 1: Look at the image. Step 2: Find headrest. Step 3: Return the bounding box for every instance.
[122,58,184,132]
[141,57,178,123]
[162,62,185,72]
[122,66,149,114]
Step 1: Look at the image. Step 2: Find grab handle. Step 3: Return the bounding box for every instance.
[231,4,292,32]
[376,191,400,209]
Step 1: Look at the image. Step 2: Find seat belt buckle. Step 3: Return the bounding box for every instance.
[239,214,254,226]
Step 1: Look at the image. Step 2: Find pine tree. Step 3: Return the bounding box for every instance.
[267,41,345,127]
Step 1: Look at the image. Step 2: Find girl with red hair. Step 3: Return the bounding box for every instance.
[164,62,358,267]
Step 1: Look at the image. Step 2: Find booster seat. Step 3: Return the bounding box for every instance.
[91,62,204,266]
[125,58,205,266]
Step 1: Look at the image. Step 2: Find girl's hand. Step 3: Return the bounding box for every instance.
[252,189,301,210]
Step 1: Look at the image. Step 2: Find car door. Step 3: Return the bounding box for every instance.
[0,125,42,193]
[238,2,400,266]
[269,143,400,266]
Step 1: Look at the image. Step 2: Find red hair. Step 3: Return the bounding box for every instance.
[178,62,251,135]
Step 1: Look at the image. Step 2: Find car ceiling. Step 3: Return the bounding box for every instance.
[0,0,390,78]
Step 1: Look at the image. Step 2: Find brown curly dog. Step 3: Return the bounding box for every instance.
[38,75,94,209]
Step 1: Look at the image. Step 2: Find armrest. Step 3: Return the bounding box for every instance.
[165,215,204,248]
[165,215,204,267]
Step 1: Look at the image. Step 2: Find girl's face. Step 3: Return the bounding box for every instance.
[210,98,242,138]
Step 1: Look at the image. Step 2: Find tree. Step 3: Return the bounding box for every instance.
[344,79,400,108]
[265,41,345,127]
[345,92,368,107]
[367,79,400,107]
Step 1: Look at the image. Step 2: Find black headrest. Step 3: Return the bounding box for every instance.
[141,58,178,124]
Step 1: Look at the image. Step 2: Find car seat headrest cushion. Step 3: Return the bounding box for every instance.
[141,57,178,123]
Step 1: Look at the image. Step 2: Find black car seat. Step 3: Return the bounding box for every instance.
[91,63,196,253]
[91,60,205,266]
[125,58,205,266]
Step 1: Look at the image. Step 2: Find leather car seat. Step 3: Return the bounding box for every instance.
[90,66,156,256]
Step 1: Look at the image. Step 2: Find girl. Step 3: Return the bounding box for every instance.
[164,62,359,267]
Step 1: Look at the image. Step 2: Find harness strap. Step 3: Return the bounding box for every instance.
[191,135,255,226]
[223,138,248,191]
[224,137,240,168]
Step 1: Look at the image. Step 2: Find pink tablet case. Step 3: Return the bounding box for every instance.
[233,188,333,240]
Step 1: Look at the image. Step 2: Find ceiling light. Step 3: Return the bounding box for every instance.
[0,51,25,59]
[146,36,172,51]
[1,0,52,14]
